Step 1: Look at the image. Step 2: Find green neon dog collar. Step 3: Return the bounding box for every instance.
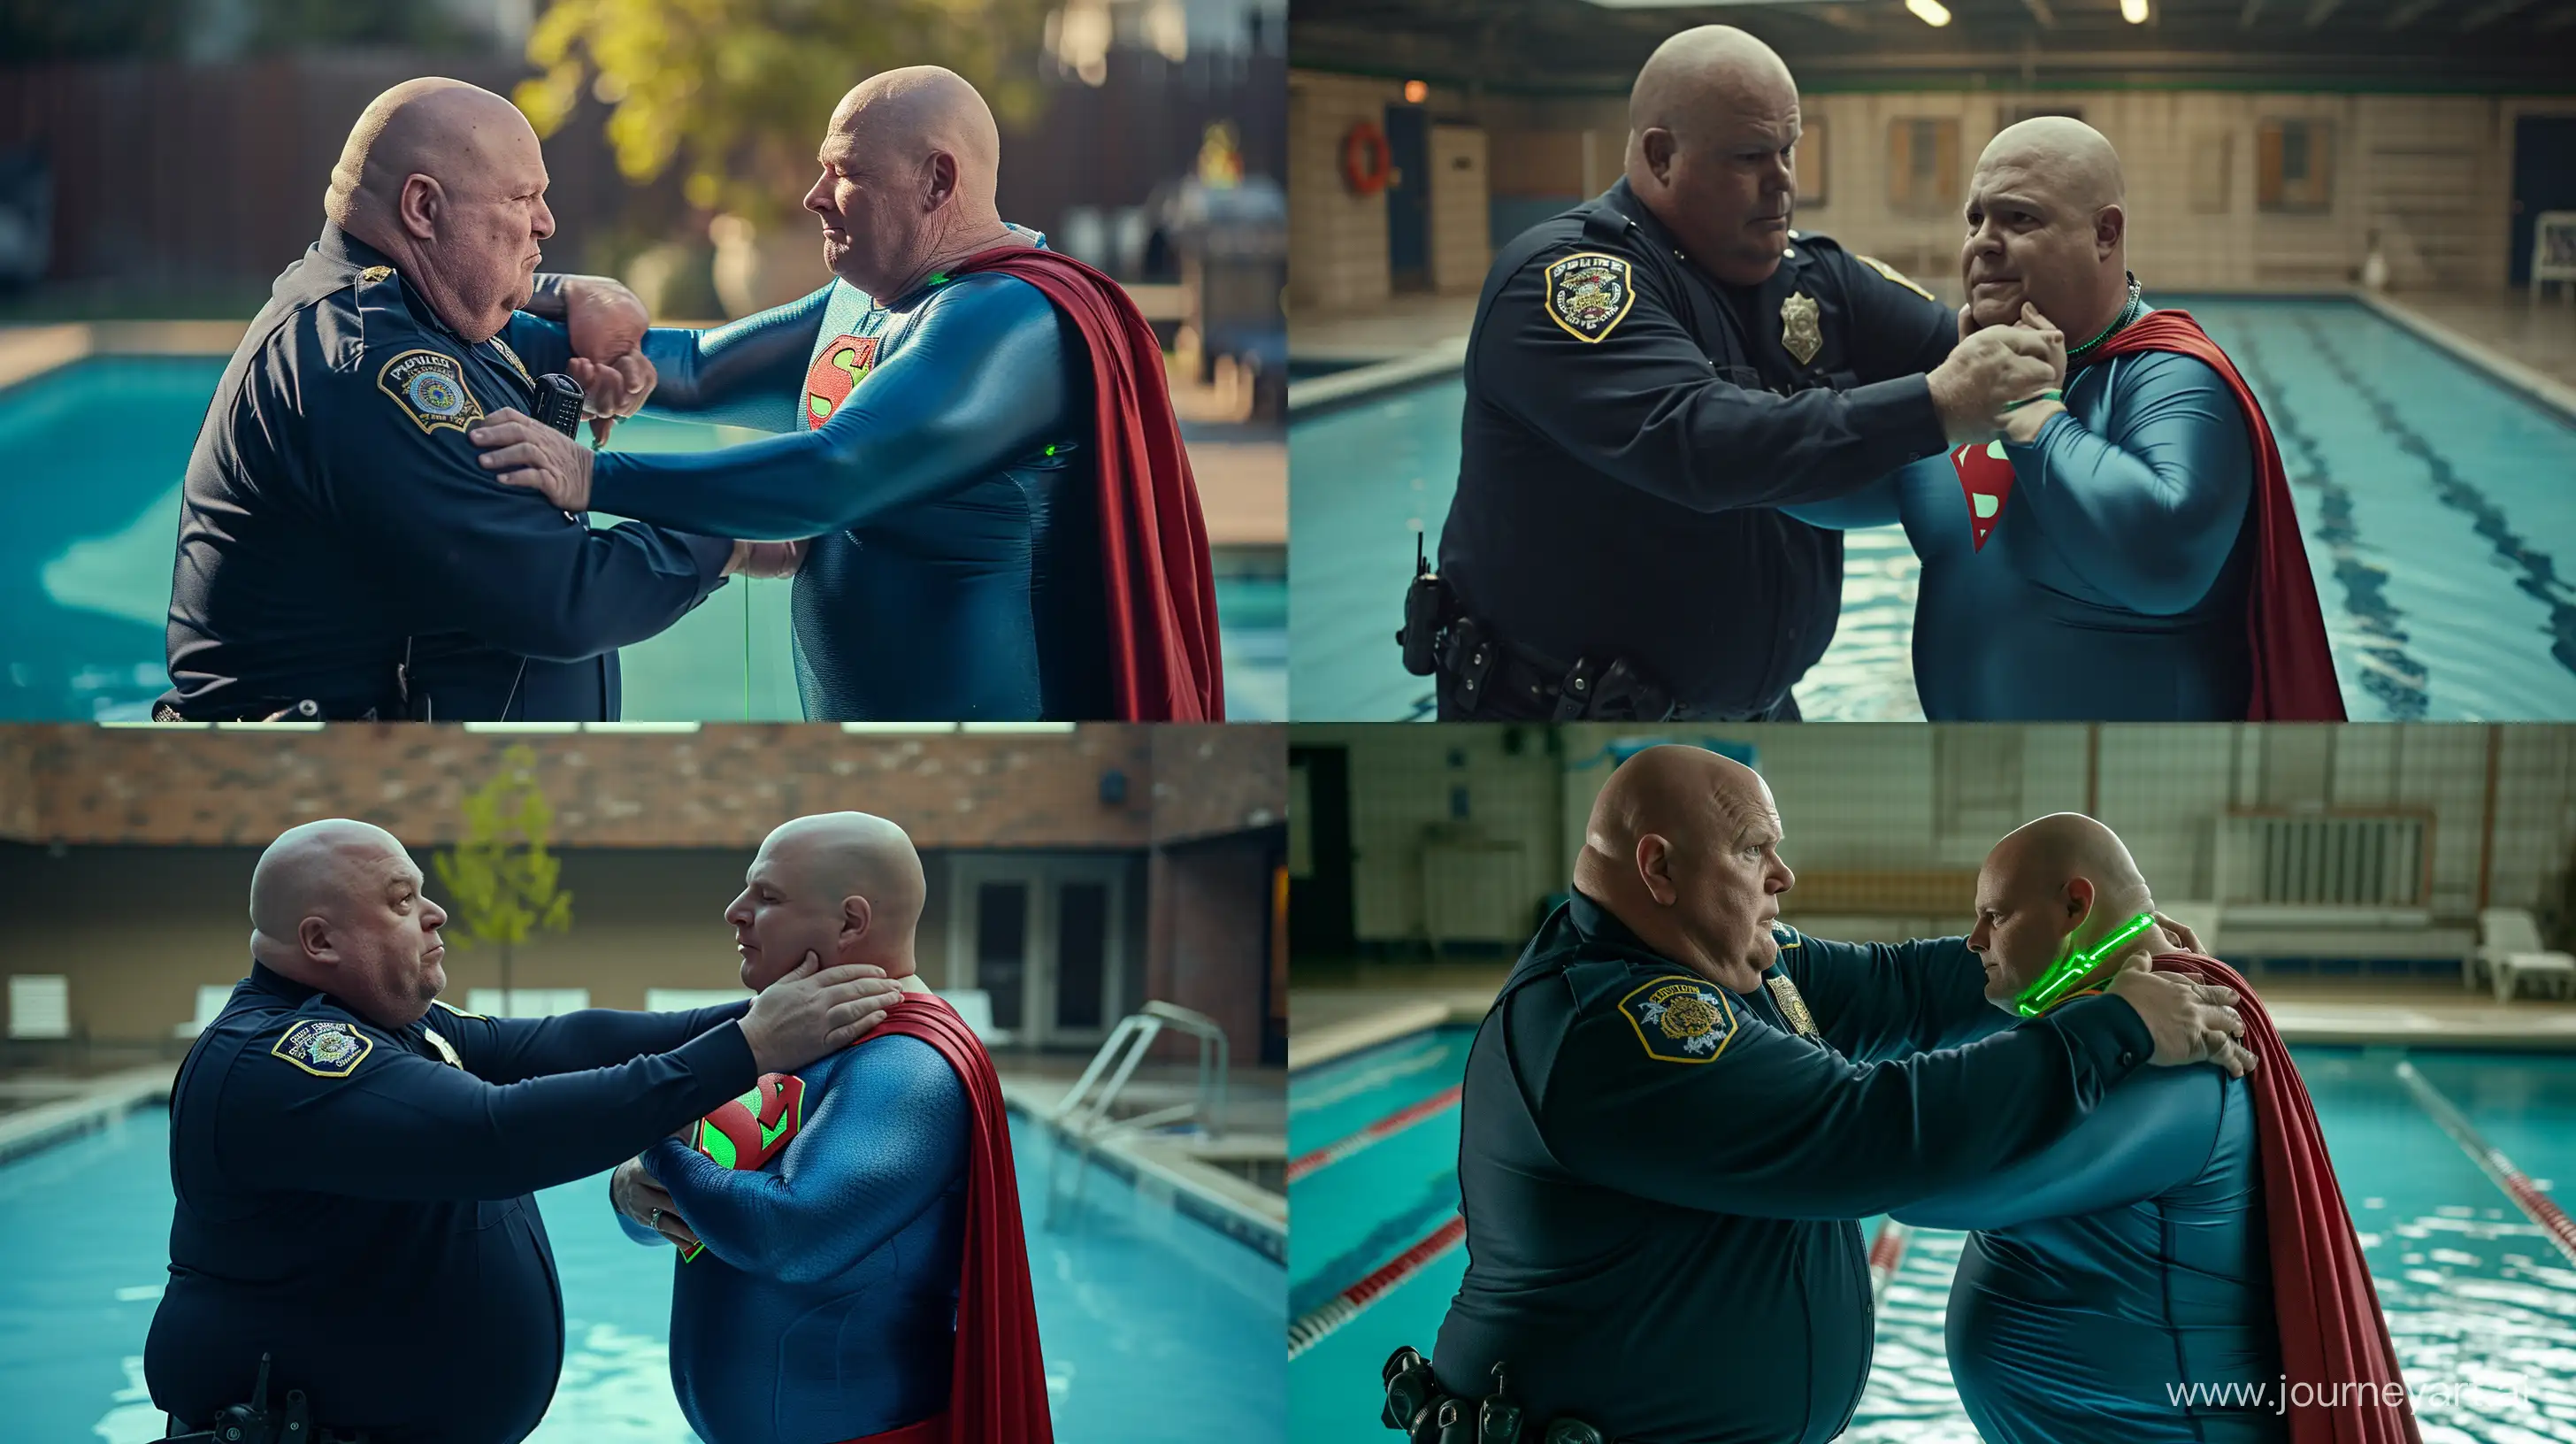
[2015,910,2155,1018]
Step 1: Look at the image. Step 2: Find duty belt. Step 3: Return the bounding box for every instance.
[1382,1347,1613,1444]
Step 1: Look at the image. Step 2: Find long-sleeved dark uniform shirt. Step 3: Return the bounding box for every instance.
[162,226,734,721]
[1432,896,2156,1443]
[145,964,758,1443]
[1435,180,1958,720]
[535,226,1110,721]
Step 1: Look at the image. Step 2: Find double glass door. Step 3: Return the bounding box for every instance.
[949,856,1127,1048]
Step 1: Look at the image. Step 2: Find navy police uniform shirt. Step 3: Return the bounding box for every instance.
[1430,894,2156,1443]
[145,963,758,1442]
[163,224,736,721]
[1438,179,1959,718]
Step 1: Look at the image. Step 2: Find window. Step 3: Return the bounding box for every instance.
[1887,118,1961,216]
[2258,119,2334,212]
[1794,115,1828,209]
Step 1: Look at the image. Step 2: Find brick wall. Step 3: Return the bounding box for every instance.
[1149,725,1289,844]
[1145,829,1284,1066]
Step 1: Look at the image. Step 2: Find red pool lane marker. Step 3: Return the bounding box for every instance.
[1286,1085,1464,1184]
[1286,1215,1468,1361]
[2395,1059,2576,1268]
[1867,1218,1912,1309]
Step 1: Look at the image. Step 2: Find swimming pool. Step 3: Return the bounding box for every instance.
[0,1104,1284,1443]
[1285,296,2576,721]
[0,356,1287,721]
[1287,1024,2576,1443]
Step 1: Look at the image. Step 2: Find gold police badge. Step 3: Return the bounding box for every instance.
[487,334,535,388]
[1782,291,1823,366]
[1767,974,1820,1039]
[1620,976,1739,1064]
[1543,252,1636,343]
[422,1025,464,1069]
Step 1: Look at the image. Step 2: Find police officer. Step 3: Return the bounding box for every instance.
[1383,746,2253,1442]
[1407,27,2065,721]
[146,818,901,1443]
[160,78,771,723]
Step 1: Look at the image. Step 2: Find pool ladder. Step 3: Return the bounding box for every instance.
[1044,1001,1229,1227]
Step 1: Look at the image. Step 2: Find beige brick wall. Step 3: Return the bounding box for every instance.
[1288,71,1405,312]
[1430,125,1492,294]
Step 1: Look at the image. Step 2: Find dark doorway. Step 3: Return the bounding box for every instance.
[2510,116,2576,288]
[1384,104,1431,292]
[1289,745,1355,958]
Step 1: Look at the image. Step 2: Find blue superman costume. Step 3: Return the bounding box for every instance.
[1896,953,2417,1444]
[1790,311,2343,721]
[620,995,1050,1444]
[526,235,1222,722]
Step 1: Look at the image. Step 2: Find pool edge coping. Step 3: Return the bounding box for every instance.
[996,1081,1289,1267]
[1285,336,1468,419]
[0,1062,176,1167]
[2351,290,2576,425]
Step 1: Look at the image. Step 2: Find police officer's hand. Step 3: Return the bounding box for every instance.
[725,540,808,580]
[2106,963,2258,1078]
[2151,911,2204,955]
[566,353,657,447]
[738,952,904,1073]
[1927,324,2066,447]
[611,1156,702,1250]
[473,409,594,511]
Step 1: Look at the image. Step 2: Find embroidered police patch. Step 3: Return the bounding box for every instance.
[271,1019,372,1079]
[803,334,880,429]
[1620,976,1737,1064]
[377,349,485,435]
[1542,252,1635,343]
[1858,254,1935,302]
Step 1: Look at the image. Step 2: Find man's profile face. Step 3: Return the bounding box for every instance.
[432,125,555,335]
[1959,155,2101,332]
[1663,784,1795,990]
[725,841,841,991]
[328,847,449,1026]
[1648,88,1799,288]
[1967,859,2080,1009]
[804,127,922,296]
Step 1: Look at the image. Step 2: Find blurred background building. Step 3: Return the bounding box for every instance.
[0,0,1289,721]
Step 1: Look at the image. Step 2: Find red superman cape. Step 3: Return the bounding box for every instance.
[2153,953,2421,1444]
[2084,312,2346,720]
[952,244,1224,721]
[869,994,1054,1444]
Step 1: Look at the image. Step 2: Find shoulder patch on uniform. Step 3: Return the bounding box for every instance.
[1542,251,1637,343]
[1617,975,1738,1064]
[271,1018,373,1079]
[376,348,486,434]
[1856,254,1936,302]
[430,997,485,1020]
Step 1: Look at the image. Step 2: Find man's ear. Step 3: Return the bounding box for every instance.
[2063,876,2097,933]
[923,150,958,213]
[397,173,443,242]
[1636,834,1680,906]
[2095,204,2125,260]
[298,914,339,967]
[1638,127,1678,185]
[840,894,875,952]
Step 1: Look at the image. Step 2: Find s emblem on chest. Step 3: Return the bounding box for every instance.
[690,1072,807,1170]
[804,334,880,428]
[1951,441,2016,551]
[1781,291,1822,366]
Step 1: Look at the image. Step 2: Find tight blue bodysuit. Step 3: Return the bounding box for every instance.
[1790,311,2259,719]
[621,1033,970,1444]
[1893,1061,2285,1444]
[538,231,1110,721]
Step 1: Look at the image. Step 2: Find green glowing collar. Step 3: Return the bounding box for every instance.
[2014,910,2155,1018]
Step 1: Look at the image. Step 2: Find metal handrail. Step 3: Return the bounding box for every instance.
[1045,1000,1229,1227]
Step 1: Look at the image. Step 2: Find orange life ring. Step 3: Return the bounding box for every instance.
[1342,121,1393,196]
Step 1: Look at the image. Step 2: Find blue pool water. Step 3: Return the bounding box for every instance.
[1286,297,2576,721]
[0,1106,1283,1443]
[0,356,1286,721]
[1288,1025,2576,1444]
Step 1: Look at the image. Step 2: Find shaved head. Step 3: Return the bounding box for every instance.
[728,811,926,989]
[1961,114,2132,340]
[1575,745,1794,992]
[249,818,449,1029]
[804,66,1018,297]
[1624,27,1802,288]
[321,78,553,343]
[1970,812,2160,1009]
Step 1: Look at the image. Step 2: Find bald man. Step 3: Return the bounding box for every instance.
[161,79,778,723]
[147,819,900,1443]
[1399,747,2253,1443]
[470,66,1223,723]
[1785,119,2342,721]
[606,813,1051,1444]
[1410,27,2063,724]
[1894,814,2415,1443]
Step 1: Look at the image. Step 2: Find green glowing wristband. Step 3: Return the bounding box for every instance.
[1999,388,2065,414]
[2015,910,2155,1018]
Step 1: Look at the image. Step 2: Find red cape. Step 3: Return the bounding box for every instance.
[2085,312,2346,720]
[872,995,1054,1444]
[952,245,1225,720]
[2152,954,2420,1444]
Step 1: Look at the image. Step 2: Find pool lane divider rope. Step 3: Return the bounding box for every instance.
[1287,1215,1468,1361]
[1286,1085,1464,1184]
[1867,1218,1913,1309]
[2394,1058,2576,1268]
